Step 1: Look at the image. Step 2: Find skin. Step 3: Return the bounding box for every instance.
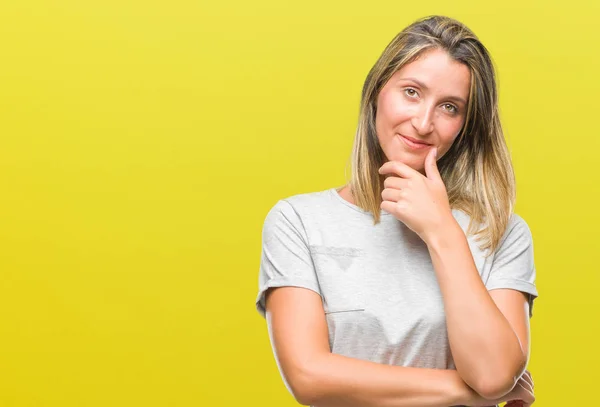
[338,47,469,200]
[375,47,470,173]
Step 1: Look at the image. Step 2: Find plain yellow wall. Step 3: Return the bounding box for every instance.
[0,0,598,405]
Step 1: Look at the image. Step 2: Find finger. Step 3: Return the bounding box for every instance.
[378,160,421,178]
[515,381,535,403]
[381,187,405,203]
[383,176,410,190]
[520,371,534,390]
[525,371,534,390]
[380,200,398,215]
[424,147,441,181]
[518,377,533,394]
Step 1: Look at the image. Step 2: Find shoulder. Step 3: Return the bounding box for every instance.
[451,209,533,256]
[264,188,334,221]
[281,188,332,209]
[500,213,533,247]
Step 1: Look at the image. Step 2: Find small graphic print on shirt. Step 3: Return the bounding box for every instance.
[309,245,365,271]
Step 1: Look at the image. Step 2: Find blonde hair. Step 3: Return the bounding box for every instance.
[347,15,515,255]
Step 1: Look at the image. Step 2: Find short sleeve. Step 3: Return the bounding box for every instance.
[255,199,321,318]
[486,214,539,318]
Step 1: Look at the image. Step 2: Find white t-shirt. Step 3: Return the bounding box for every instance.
[256,187,538,406]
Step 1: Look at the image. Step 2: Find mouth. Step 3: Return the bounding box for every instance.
[398,134,433,150]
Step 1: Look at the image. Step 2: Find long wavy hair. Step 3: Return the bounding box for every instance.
[347,15,515,255]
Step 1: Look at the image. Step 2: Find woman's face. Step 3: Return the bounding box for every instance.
[375,48,471,174]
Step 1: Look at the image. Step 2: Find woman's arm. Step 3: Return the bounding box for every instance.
[265,286,490,407]
[375,153,534,402]
[425,220,530,400]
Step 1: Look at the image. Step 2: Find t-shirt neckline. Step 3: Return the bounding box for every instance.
[329,187,393,217]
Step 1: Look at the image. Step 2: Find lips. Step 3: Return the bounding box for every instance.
[400,135,431,146]
[398,134,433,151]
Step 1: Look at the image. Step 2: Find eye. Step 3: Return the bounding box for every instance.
[404,88,418,98]
[443,103,458,114]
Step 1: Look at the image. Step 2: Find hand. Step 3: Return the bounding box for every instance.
[503,370,535,406]
[377,147,454,243]
[467,370,535,407]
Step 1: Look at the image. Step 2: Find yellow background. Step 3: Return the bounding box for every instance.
[1,0,598,405]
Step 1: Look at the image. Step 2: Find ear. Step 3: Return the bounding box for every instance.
[424,147,441,181]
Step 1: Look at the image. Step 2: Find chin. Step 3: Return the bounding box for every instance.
[384,153,423,171]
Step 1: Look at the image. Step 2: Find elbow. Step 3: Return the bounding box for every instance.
[468,353,527,400]
[285,360,323,406]
[288,376,318,406]
[472,375,516,400]
[472,364,525,400]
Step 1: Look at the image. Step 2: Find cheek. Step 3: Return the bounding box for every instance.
[443,120,464,142]
[377,93,411,126]
[437,122,463,152]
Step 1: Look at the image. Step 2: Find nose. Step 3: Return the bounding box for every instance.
[410,103,435,136]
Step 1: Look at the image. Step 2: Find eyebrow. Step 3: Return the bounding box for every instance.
[400,77,468,105]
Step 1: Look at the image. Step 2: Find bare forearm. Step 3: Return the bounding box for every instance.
[300,352,479,407]
[426,220,525,396]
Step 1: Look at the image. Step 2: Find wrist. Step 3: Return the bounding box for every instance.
[454,380,503,407]
[423,216,463,250]
[448,371,480,406]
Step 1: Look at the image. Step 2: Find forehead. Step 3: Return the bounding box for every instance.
[391,49,471,99]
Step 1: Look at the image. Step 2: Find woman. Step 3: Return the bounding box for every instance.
[255,15,538,407]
